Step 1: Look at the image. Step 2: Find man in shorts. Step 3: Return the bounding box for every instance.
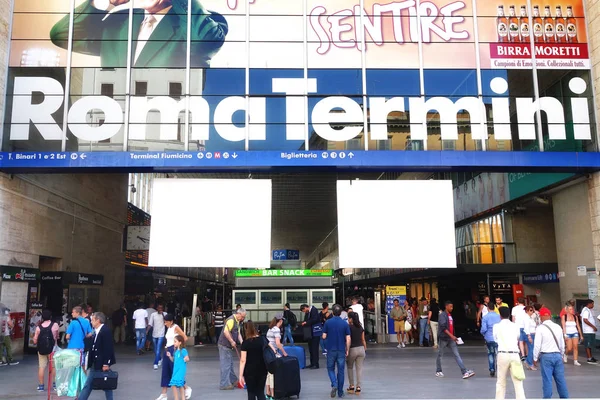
[390,299,407,348]
[580,299,598,364]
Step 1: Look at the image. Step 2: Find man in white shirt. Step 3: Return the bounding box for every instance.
[350,297,364,329]
[145,302,157,352]
[511,297,527,361]
[493,306,525,400]
[533,307,569,399]
[148,304,167,370]
[580,299,598,364]
[132,304,148,355]
[477,295,491,327]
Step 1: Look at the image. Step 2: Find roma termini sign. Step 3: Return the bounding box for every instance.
[9,75,592,144]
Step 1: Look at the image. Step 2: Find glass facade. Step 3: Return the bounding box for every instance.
[2,0,596,155]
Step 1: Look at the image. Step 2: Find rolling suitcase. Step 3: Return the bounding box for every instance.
[284,345,306,369]
[273,356,301,399]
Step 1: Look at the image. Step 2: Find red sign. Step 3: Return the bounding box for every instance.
[490,43,588,60]
[9,312,26,339]
[512,284,524,307]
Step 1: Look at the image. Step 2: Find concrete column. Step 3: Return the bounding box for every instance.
[552,181,595,305]
[587,173,600,301]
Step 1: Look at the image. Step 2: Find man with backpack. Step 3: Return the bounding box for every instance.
[33,310,59,392]
[283,303,297,345]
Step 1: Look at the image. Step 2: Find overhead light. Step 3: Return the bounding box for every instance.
[533,196,550,205]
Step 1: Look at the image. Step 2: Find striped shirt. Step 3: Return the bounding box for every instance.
[214,311,225,328]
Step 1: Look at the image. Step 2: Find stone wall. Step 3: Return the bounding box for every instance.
[0,173,128,314]
[552,182,595,304]
[511,207,558,264]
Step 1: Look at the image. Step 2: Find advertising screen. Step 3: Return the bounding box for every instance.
[0,0,596,171]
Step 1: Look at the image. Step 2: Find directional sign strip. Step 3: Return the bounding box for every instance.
[1,151,600,171]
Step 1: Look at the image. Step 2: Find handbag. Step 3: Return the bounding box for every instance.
[510,360,526,381]
[312,323,323,337]
[404,320,412,331]
[92,370,118,390]
[302,326,312,341]
[75,319,93,352]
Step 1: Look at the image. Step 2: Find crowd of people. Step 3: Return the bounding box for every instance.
[27,305,116,400]
[478,296,599,399]
[5,293,600,400]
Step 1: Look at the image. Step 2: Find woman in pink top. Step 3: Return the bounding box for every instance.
[33,310,59,392]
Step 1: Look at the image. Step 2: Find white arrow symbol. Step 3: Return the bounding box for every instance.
[80,153,87,160]
[232,153,238,159]
[348,152,354,158]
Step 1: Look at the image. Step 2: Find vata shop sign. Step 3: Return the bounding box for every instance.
[1,266,39,282]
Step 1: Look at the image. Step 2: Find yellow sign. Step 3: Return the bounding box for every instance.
[387,286,406,296]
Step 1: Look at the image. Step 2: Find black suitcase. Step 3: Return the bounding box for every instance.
[92,370,118,390]
[273,356,301,399]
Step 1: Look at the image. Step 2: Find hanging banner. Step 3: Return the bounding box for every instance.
[386,285,407,335]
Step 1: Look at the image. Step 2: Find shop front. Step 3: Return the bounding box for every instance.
[0,266,40,357]
[39,271,104,318]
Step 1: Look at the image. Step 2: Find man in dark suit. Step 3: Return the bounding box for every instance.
[50,0,228,68]
[301,304,322,369]
[79,312,116,400]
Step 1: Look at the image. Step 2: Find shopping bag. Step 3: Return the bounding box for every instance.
[511,360,526,381]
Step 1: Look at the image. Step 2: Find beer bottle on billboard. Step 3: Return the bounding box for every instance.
[497,5,509,42]
[566,6,578,43]
[533,6,544,43]
[555,6,567,43]
[520,6,530,43]
[508,6,520,42]
[543,5,555,43]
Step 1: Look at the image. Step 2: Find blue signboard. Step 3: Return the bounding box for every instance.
[522,273,560,284]
[1,151,600,171]
[272,249,300,261]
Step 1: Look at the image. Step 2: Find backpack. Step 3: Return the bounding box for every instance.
[38,323,56,355]
[112,309,123,327]
[263,337,277,374]
[287,311,297,328]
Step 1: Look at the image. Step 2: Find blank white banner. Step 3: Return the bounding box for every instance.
[337,180,456,269]
[149,179,272,268]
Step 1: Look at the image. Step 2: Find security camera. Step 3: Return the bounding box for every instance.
[129,184,136,193]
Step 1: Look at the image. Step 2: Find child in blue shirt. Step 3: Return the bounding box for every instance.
[167,335,190,400]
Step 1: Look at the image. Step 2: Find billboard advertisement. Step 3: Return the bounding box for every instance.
[0,0,597,170]
[9,0,589,70]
